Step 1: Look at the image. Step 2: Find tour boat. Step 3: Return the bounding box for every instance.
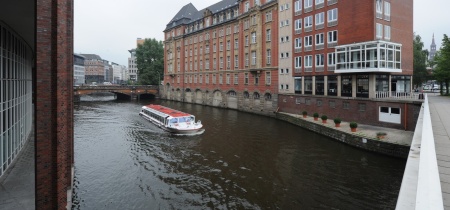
[139,104,203,134]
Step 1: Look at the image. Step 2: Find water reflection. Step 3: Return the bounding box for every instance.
[72,99,405,209]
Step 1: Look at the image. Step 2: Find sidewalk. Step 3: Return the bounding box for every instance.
[0,136,35,210]
[284,113,414,146]
[428,95,450,209]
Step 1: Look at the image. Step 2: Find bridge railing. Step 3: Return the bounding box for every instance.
[396,94,443,210]
[74,85,158,90]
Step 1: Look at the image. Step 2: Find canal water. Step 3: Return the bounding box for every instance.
[72,97,406,209]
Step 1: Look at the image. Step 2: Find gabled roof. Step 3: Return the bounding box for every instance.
[165,0,239,31]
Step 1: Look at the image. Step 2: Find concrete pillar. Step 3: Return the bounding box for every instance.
[369,74,376,98]
[337,75,341,97]
[352,75,357,98]
[389,75,392,97]
[301,76,305,95]
[324,76,328,96]
[312,76,316,95]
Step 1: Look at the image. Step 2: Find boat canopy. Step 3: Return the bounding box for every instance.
[144,104,191,118]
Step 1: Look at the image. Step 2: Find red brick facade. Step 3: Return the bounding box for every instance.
[36,0,74,209]
[162,0,279,115]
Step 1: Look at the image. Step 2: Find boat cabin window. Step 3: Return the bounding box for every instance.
[169,118,178,124]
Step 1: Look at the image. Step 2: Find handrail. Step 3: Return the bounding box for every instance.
[415,94,443,209]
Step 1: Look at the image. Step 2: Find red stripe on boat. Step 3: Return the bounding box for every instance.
[145,104,191,117]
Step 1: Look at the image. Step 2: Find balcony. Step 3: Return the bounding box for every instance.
[376,91,423,100]
[335,40,402,74]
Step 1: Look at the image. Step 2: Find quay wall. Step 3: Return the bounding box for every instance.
[276,113,410,159]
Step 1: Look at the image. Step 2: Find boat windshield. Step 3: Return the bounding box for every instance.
[169,118,178,124]
[178,116,194,123]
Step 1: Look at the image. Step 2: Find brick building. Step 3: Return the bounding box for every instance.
[162,0,279,115]
[82,54,105,84]
[279,0,417,130]
[1,0,74,208]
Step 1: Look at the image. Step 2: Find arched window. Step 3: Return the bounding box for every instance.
[243,91,250,99]
[264,93,272,100]
[253,92,260,99]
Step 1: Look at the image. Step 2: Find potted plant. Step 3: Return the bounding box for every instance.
[376,132,387,139]
[350,122,358,132]
[321,115,328,123]
[302,111,307,118]
[334,118,342,127]
[313,113,319,121]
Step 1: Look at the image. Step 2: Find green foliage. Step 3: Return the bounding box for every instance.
[333,118,341,124]
[302,111,307,115]
[321,115,328,120]
[135,38,164,85]
[413,34,429,87]
[313,113,319,118]
[349,122,358,128]
[376,132,387,136]
[433,34,450,95]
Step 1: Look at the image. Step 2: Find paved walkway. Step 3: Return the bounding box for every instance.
[0,136,35,210]
[428,95,450,209]
[284,113,414,146]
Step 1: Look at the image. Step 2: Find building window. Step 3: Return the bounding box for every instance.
[295,38,302,49]
[206,74,209,84]
[327,8,338,22]
[245,35,249,46]
[266,11,272,22]
[251,51,257,65]
[235,55,239,68]
[213,58,217,70]
[235,39,239,49]
[295,56,302,68]
[328,30,338,43]
[304,16,313,28]
[315,12,324,25]
[305,55,313,67]
[227,56,231,69]
[376,0,383,19]
[295,77,302,94]
[245,53,249,66]
[227,40,231,51]
[226,74,230,84]
[316,76,324,95]
[267,49,271,64]
[359,103,366,112]
[357,75,369,98]
[304,0,313,9]
[245,73,249,84]
[328,75,337,96]
[376,23,383,39]
[341,75,352,97]
[254,75,259,85]
[220,57,223,69]
[251,32,257,43]
[295,0,302,12]
[384,1,391,21]
[384,25,391,40]
[315,54,324,67]
[295,19,302,30]
[328,53,336,66]
[304,76,313,94]
[212,74,216,84]
[266,29,271,41]
[245,1,250,12]
[343,101,350,109]
[266,72,271,85]
[315,33,324,45]
[219,74,223,84]
[234,73,239,84]
[305,35,313,47]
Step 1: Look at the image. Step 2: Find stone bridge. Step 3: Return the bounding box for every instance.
[74,85,159,101]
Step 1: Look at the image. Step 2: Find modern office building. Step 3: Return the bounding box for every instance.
[162,0,279,115]
[280,0,416,130]
[127,38,145,83]
[112,63,127,84]
[81,54,105,84]
[74,54,86,85]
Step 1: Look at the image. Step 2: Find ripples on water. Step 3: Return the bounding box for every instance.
[72,98,406,209]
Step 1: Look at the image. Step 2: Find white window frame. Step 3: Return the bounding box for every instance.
[295,19,302,30]
[327,8,338,22]
[315,0,324,5]
[304,0,313,9]
[304,16,313,28]
[267,49,271,64]
[315,33,324,45]
[305,35,313,47]
[295,0,302,12]
[305,55,313,67]
[315,12,324,25]
[315,54,324,67]
[327,52,336,66]
[376,23,383,39]
[328,30,338,43]
[384,25,391,40]
[251,51,257,65]
[295,56,302,68]
[266,29,271,41]
[251,32,256,43]
[295,38,302,49]
[384,1,391,21]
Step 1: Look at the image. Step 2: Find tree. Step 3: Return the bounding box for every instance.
[413,34,429,88]
[135,38,164,85]
[433,34,450,95]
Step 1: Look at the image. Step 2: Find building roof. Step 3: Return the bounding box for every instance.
[165,0,239,31]
[80,54,102,60]
[144,104,191,118]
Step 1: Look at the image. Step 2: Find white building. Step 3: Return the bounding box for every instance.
[74,54,85,85]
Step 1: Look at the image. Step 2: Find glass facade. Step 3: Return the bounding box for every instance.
[327,75,337,96]
[0,23,33,177]
[304,76,312,94]
[356,75,369,98]
[341,75,352,97]
[315,76,324,95]
[294,77,302,94]
[335,41,401,73]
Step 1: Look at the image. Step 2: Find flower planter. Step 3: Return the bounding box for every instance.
[377,135,385,139]
[322,119,327,123]
[335,123,340,127]
[351,128,357,132]
[303,114,307,118]
[314,117,318,121]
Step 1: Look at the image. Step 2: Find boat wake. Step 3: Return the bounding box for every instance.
[172,129,205,136]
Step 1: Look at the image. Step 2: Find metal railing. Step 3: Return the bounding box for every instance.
[376,91,423,100]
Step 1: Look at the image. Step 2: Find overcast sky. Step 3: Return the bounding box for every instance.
[74,0,449,66]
